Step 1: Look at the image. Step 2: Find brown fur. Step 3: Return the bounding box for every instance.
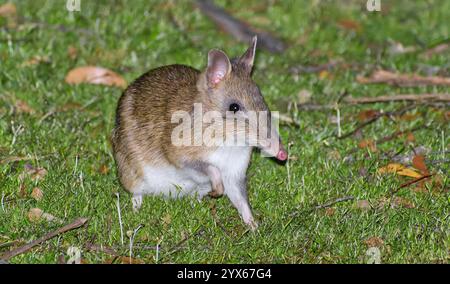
[112,50,269,195]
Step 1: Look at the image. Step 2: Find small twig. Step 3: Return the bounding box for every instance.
[344,94,450,104]
[391,174,433,196]
[0,218,88,261]
[195,0,285,53]
[314,196,354,210]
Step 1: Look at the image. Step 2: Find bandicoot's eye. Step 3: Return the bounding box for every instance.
[229,103,240,113]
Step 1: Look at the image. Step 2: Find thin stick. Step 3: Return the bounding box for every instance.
[344,94,450,104]
[391,174,433,196]
[315,196,354,210]
[195,0,285,53]
[0,217,88,261]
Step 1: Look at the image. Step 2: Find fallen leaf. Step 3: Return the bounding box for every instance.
[0,3,16,17]
[377,163,422,178]
[99,164,109,175]
[65,66,127,88]
[412,154,429,175]
[337,19,361,32]
[28,208,43,222]
[398,113,419,121]
[405,132,415,143]
[31,187,43,201]
[358,139,377,152]
[357,109,379,122]
[27,208,56,222]
[357,70,450,87]
[364,237,384,248]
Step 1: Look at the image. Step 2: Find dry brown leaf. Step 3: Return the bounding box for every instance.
[358,139,377,152]
[337,19,361,32]
[357,110,379,122]
[377,163,422,178]
[357,70,450,87]
[405,132,415,143]
[444,111,450,121]
[399,113,420,121]
[99,164,109,175]
[412,154,429,175]
[65,66,127,88]
[28,208,56,222]
[28,208,43,222]
[31,187,43,201]
[364,237,384,248]
[0,3,16,17]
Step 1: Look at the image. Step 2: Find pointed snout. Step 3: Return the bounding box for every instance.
[259,130,288,161]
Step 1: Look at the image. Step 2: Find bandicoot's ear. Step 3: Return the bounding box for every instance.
[238,36,257,75]
[206,49,231,88]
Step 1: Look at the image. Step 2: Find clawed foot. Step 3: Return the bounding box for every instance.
[132,195,142,212]
[245,217,259,231]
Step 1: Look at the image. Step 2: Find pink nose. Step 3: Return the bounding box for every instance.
[277,149,288,161]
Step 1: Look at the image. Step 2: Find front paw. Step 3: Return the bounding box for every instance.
[246,219,259,231]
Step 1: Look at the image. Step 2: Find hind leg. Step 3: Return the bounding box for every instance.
[132,194,142,212]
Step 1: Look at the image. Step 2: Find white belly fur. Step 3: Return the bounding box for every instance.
[135,165,211,198]
[133,146,252,199]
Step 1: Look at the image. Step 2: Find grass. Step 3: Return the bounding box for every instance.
[0,0,449,264]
